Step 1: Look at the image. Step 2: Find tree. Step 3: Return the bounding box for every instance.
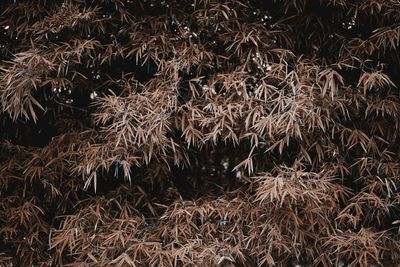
[1,0,400,266]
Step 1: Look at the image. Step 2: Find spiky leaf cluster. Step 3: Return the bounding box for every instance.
[1,0,400,266]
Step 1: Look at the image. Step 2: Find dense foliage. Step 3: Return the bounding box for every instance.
[1,0,400,266]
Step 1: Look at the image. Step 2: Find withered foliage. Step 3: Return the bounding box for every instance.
[1,0,400,266]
